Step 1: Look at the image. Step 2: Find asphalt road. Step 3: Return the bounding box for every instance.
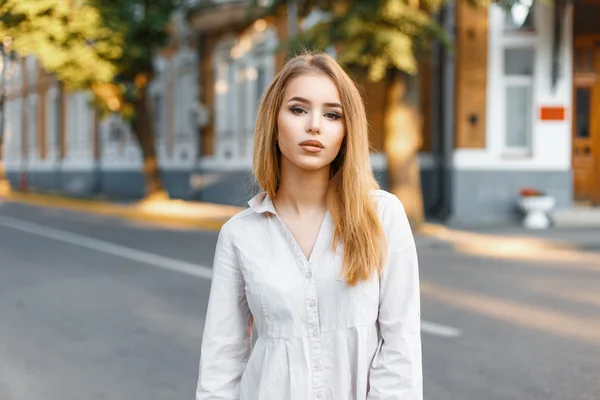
[1,200,599,400]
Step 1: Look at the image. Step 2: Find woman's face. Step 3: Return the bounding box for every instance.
[276,73,345,172]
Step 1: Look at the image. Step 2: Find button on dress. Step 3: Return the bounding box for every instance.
[196,190,422,400]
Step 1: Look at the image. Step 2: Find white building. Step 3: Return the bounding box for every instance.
[3,0,598,224]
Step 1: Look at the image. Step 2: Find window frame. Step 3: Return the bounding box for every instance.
[499,0,539,158]
[212,28,277,163]
[503,0,537,34]
[501,46,536,156]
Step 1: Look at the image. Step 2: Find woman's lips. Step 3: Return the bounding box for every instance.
[300,145,323,153]
[299,140,324,153]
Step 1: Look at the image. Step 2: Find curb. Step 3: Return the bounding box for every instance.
[4,189,591,255]
[0,189,236,231]
[418,222,584,252]
[2,189,450,237]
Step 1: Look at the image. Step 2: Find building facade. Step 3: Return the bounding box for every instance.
[450,0,576,223]
[2,0,598,224]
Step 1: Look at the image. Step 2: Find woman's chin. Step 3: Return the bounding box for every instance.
[291,158,331,172]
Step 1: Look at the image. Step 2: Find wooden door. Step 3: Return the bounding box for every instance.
[573,36,600,205]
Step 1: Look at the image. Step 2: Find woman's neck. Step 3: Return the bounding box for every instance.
[275,159,330,215]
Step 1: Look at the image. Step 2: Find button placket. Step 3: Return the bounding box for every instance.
[304,258,325,399]
[273,205,333,399]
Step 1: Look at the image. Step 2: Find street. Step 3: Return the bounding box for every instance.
[1,200,599,400]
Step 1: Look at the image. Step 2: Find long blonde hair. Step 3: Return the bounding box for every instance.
[253,51,385,286]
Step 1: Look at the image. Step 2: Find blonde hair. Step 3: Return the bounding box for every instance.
[253,51,385,286]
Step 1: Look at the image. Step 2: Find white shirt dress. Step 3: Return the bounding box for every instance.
[196,190,422,400]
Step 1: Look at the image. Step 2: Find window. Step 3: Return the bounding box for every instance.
[45,88,59,160]
[256,65,266,103]
[174,63,196,143]
[575,87,591,139]
[574,2,600,35]
[253,42,272,106]
[15,99,23,160]
[504,0,535,31]
[153,93,165,142]
[80,94,91,155]
[236,63,247,149]
[109,115,125,143]
[212,28,277,161]
[28,97,38,159]
[66,95,75,156]
[3,100,19,162]
[504,48,534,75]
[503,47,534,153]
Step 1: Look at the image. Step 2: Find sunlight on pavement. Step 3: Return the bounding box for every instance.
[0,190,244,230]
[454,241,600,266]
[136,198,242,220]
[421,282,600,344]
[420,223,600,267]
[527,285,600,309]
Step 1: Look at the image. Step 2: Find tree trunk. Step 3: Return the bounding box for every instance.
[383,70,425,229]
[131,82,168,200]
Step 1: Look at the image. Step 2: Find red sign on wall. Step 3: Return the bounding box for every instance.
[539,106,566,121]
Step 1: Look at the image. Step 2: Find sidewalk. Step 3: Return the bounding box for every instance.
[0,187,243,231]
[2,187,598,259]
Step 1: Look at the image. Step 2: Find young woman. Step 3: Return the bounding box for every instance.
[196,51,422,400]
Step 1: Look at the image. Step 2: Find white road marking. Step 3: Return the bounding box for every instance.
[0,215,213,279]
[421,320,462,338]
[0,215,462,338]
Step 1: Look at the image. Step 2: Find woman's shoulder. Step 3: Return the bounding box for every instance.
[219,207,258,236]
[369,190,414,250]
[218,201,276,247]
[369,189,407,218]
[370,189,396,201]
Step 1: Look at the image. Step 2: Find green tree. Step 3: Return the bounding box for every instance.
[252,0,486,227]
[0,0,182,199]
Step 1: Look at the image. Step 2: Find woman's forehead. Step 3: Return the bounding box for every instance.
[283,74,342,104]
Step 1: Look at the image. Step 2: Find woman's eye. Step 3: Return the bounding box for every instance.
[289,107,306,115]
[325,112,341,120]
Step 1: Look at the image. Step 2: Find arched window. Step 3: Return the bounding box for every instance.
[173,49,198,163]
[212,27,277,163]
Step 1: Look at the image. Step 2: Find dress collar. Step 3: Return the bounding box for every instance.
[247,192,277,214]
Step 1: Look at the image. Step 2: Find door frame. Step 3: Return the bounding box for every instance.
[572,34,600,205]
[571,81,600,205]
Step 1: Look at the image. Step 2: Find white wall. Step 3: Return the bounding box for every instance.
[3,44,200,173]
[3,98,22,169]
[2,58,23,170]
[61,91,95,170]
[454,2,573,171]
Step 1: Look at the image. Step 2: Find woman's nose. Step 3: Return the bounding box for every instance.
[306,113,321,134]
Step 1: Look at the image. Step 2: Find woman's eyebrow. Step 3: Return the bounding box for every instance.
[287,96,342,109]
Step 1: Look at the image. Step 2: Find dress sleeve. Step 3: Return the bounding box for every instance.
[367,195,423,400]
[196,226,253,400]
